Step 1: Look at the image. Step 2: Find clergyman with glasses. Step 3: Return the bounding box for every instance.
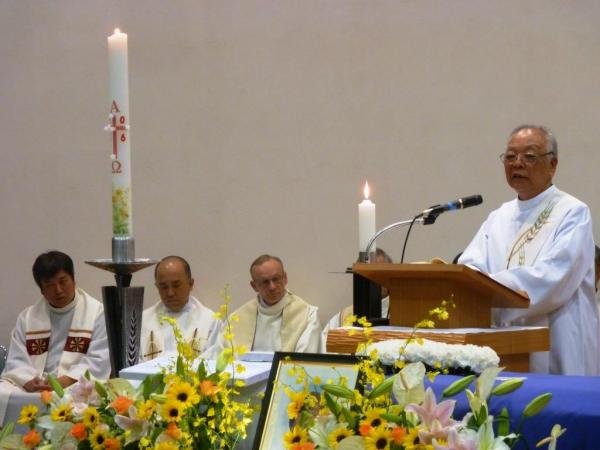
[204,254,321,357]
[458,125,599,376]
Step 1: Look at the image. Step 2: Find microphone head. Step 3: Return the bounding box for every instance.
[462,194,483,208]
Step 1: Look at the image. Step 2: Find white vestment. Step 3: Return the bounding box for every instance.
[140,296,216,361]
[459,186,599,375]
[321,297,389,352]
[0,289,110,422]
[204,292,321,357]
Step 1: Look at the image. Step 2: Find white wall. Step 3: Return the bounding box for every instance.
[1,0,599,345]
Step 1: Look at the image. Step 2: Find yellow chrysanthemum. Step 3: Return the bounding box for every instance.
[83,406,100,428]
[160,399,185,423]
[166,380,199,407]
[327,426,354,448]
[17,404,38,424]
[365,426,392,450]
[89,424,110,450]
[283,426,310,449]
[50,402,73,422]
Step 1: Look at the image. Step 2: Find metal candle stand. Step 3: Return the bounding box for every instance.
[352,251,389,327]
[86,236,157,377]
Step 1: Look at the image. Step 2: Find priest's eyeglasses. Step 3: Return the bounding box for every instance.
[499,151,554,165]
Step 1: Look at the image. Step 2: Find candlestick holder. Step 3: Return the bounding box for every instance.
[86,236,157,377]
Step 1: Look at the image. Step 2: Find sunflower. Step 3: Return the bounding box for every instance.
[17,404,38,424]
[359,407,387,436]
[137,399,157,420]
[50,402,73,422]
[160,399,185,423]
[327,426,354,448]
[166,380,200,408]
[89,424,110,450]
[402,428,426,450]
[365,426,392,450]
[83,406,100,428]
[283,426,310,449]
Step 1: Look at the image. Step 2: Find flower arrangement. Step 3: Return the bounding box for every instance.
[363,339,500,375]
[2,300,254,450]
[279,303,562,450]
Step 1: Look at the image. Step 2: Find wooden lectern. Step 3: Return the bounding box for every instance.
[326,263,550,372]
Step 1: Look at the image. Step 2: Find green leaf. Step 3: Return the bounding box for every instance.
[320,384,355,400]
[523,393,552,417]
[215,352,229,373]
[324,391,341,417]
[492,378,525,396]
[496,407,510,436]
[341,407,356,429]
[95,380,108,399]
[47,373,64,398]
[442,375,475,398]
[368,375,395,400]
[197,360,208,380]
[0,421,14,441]
[380,413,405,426]
[176,356,185,376]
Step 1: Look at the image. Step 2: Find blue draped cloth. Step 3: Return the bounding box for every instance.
[428,371,600,450]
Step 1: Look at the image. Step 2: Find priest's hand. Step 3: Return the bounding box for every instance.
[56,376,76,389]
[23,377,51,392]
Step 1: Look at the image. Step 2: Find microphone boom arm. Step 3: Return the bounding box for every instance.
[363,217,425,260]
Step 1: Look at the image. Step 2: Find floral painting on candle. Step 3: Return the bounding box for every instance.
[112,187,130,235]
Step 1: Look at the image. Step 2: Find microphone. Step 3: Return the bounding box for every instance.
[422,195,483,224]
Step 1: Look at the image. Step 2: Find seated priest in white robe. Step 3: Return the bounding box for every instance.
[321,248,392,352]
[141,256,217,361]
[205,255,321,356]
[459,125,600,375]
[1,251,110,396]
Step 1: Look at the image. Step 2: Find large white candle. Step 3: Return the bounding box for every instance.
[358,181,376,254]
[107,28,133,236]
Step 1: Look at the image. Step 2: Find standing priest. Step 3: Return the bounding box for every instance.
[459,125,599,375]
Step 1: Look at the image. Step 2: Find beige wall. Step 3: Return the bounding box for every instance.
[1,0,599,345]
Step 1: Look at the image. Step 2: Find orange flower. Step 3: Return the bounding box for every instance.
[104,437,121,450]
[109,396,134,414]
[359,423,372,436]
[40,390,52,405]
[70,423,87,441]
[165,422,182,440]
[290,444,315,450]
[391,426,406,444]
[23,430,41,448]
[200,380,221,397]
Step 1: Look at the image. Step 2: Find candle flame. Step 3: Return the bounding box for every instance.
[363,181,371,200]
[114,28,121,34]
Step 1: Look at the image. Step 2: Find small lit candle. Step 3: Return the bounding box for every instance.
[107,28,133,236]
[358,181,376,254]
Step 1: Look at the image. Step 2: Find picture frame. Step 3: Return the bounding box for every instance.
[253,352,361,450]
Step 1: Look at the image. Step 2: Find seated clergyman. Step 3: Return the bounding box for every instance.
[206,254,321,355]
[1,251,110,393]
[141,256,217,361]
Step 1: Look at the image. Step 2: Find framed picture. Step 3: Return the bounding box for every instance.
[253,352,361,450]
